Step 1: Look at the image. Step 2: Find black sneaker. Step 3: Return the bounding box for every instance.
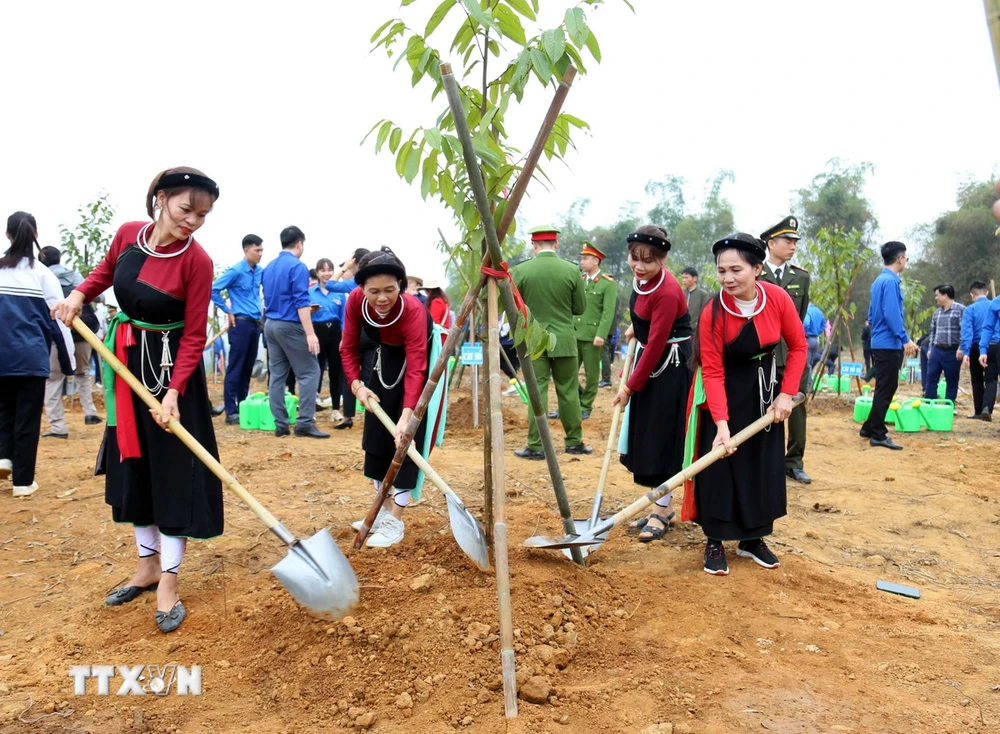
[981,410,992,423]
[736,538,780,569]
[703,540,729,575]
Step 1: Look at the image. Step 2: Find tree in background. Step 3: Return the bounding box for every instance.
[59,192,115,277]
[795,159,878,242]
[909,177,999,301]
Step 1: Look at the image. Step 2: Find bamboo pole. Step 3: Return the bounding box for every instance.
[809,256,866,401]
[481,299,494,548]
[354,66,579,549]
[990,278,996,299]
[441,63,586,566]
[487,277,517,717]
[985,0,1000,89]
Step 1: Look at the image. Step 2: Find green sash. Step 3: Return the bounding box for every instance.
[682,367,706,471]
[103,311,184,426]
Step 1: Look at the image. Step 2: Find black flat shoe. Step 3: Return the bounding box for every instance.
[333,418,354,430]
[870,437,903,450]
[786,467,812,484]
[565,444,593,455]
[42,432,68,439]
[106,581,158,606]
[275,425,290,437]
[547,410,559,420]
[858,427,872,438]
[225,414,240,425]
[514,447,545,460]
[84,415,104,425]
[211,405,225,417]
[155,600,186,633]
[581,411,591,420]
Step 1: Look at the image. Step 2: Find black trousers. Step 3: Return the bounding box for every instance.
[983,343,1000,415]
[968,344,985,414]
[601,339,615,382]
[499,342,519,380]
[0,376,46,486]
[861,349,903,441]
[314,320,349,412]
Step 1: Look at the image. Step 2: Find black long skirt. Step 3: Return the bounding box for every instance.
[693,323,786,541]
[360,340,428,490]
[99,336,224,539]
[620,342,692,487]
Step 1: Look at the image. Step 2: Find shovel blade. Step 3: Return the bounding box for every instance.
[444,493,490,571]
[271,528,359,619]
[561,518,607,559]
[524,528,609,551]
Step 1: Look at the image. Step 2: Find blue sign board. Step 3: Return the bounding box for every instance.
[840,361,863,377]
[461,343,484,366]
[906,358,919,367]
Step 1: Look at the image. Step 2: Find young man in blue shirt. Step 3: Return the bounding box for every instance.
[211,234,264,424]
[262,226,328,439]
[960,281,992,418]
[977,290,1000,422]
[860,241,917,450]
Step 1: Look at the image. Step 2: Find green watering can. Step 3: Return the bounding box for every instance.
[914,398,954,432]
[239,392,298,431]
[936,379,946,399]
[891,399,923,433]
[853,395,872,423]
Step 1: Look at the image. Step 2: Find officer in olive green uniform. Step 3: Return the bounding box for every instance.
[758,215,812,484]
[574,242,617,419]
[512,226,591,459]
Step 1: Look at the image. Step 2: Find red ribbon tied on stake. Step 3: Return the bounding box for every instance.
[481,261,528,322]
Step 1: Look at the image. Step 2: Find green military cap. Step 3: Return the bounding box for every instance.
[580,241,606,261]
[760,215,802,242]
[528,224,560,242]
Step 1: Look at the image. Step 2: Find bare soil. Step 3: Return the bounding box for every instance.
[2,372,999,733]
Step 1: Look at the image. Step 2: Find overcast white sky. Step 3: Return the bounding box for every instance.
[3,0,998,284]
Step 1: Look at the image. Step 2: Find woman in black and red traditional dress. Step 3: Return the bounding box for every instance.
[682,233,806,576]
[613,225,692,543]
[53,167,222,632]
[341,247,446,549]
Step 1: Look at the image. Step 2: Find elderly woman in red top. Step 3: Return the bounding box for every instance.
[341,247,436,549]
[613,225,692,542]
[53,167,221,633]
[683,233,806,576]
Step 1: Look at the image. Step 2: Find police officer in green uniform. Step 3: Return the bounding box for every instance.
[574,242,618,420]
[512,226,592,459]
[758,215,812,484]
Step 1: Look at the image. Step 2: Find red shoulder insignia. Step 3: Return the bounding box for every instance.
[602,274,615,282]
[790,264,809,274]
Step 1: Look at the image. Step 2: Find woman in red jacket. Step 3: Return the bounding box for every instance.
[422,279,452,345]
[683,233,806,576]
[53,167,222,632]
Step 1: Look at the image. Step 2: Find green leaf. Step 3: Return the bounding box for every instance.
[405,142,424,184]
[361,118,384,144]
[584,29,601,62]
[560,113,589,130]
[506,0,535,21]
[541,28,566,65]
[370,18,395,43]
[396,140,413,177]
[460,0,499,34]
[425,0,456,37]
[420,153,438,200]
[423,127,443,150]
[529,47,551,85]
[401,0,419,5]
[563,42,588,75]
[564,7,588,47]
[375,120,393,151]
[389,127,403,153]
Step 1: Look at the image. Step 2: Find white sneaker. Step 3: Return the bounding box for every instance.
[13,482,38,497]
[366,514,404,548]
[352,507,387,532]
[0,459,11,480]
[320,397,332,408]
[502,386,519,397]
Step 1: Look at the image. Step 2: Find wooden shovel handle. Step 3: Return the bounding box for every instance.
[595,339,638,501]
[72,317,281,530]
[364,400,453,500]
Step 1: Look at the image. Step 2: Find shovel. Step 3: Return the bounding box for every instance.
[72,317,359,619]
[525,392,806,551]
[365,400,490,571]
[562,338,638,560]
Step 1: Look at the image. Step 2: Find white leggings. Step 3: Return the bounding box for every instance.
[134,526,187,574]
[374,480,411,509]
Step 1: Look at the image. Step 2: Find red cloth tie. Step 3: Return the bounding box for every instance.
[481,261,528,321]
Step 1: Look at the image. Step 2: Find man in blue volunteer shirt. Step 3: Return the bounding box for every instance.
[959,281,992,419]
[211,234,264,424]
[262,226,328,439]
[977,289,1000,423]
[860,241,917,450]
[803,302,826,369]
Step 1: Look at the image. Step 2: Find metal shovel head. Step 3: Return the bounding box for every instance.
[561,518,608,559]
[525,527,609,551]
[270,528,359,620]
[444,492,490,571]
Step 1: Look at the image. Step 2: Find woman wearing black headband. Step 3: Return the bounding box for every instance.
[613,225,693,542]
[339,247,448,548]
[53,166,223,632]
[681,233,807,576]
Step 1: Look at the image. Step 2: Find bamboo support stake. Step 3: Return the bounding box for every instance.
[441,62,586,566]
[482,299,494,548]
[985,0,1000,89]
[354,66,579,549]
[487,277,517,717]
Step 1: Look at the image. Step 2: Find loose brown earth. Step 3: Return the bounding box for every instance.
[2,370,999,733]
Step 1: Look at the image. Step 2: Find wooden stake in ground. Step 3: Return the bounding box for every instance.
[354,66,579,550]
[441,63,587,566]
[487,277,517,717]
